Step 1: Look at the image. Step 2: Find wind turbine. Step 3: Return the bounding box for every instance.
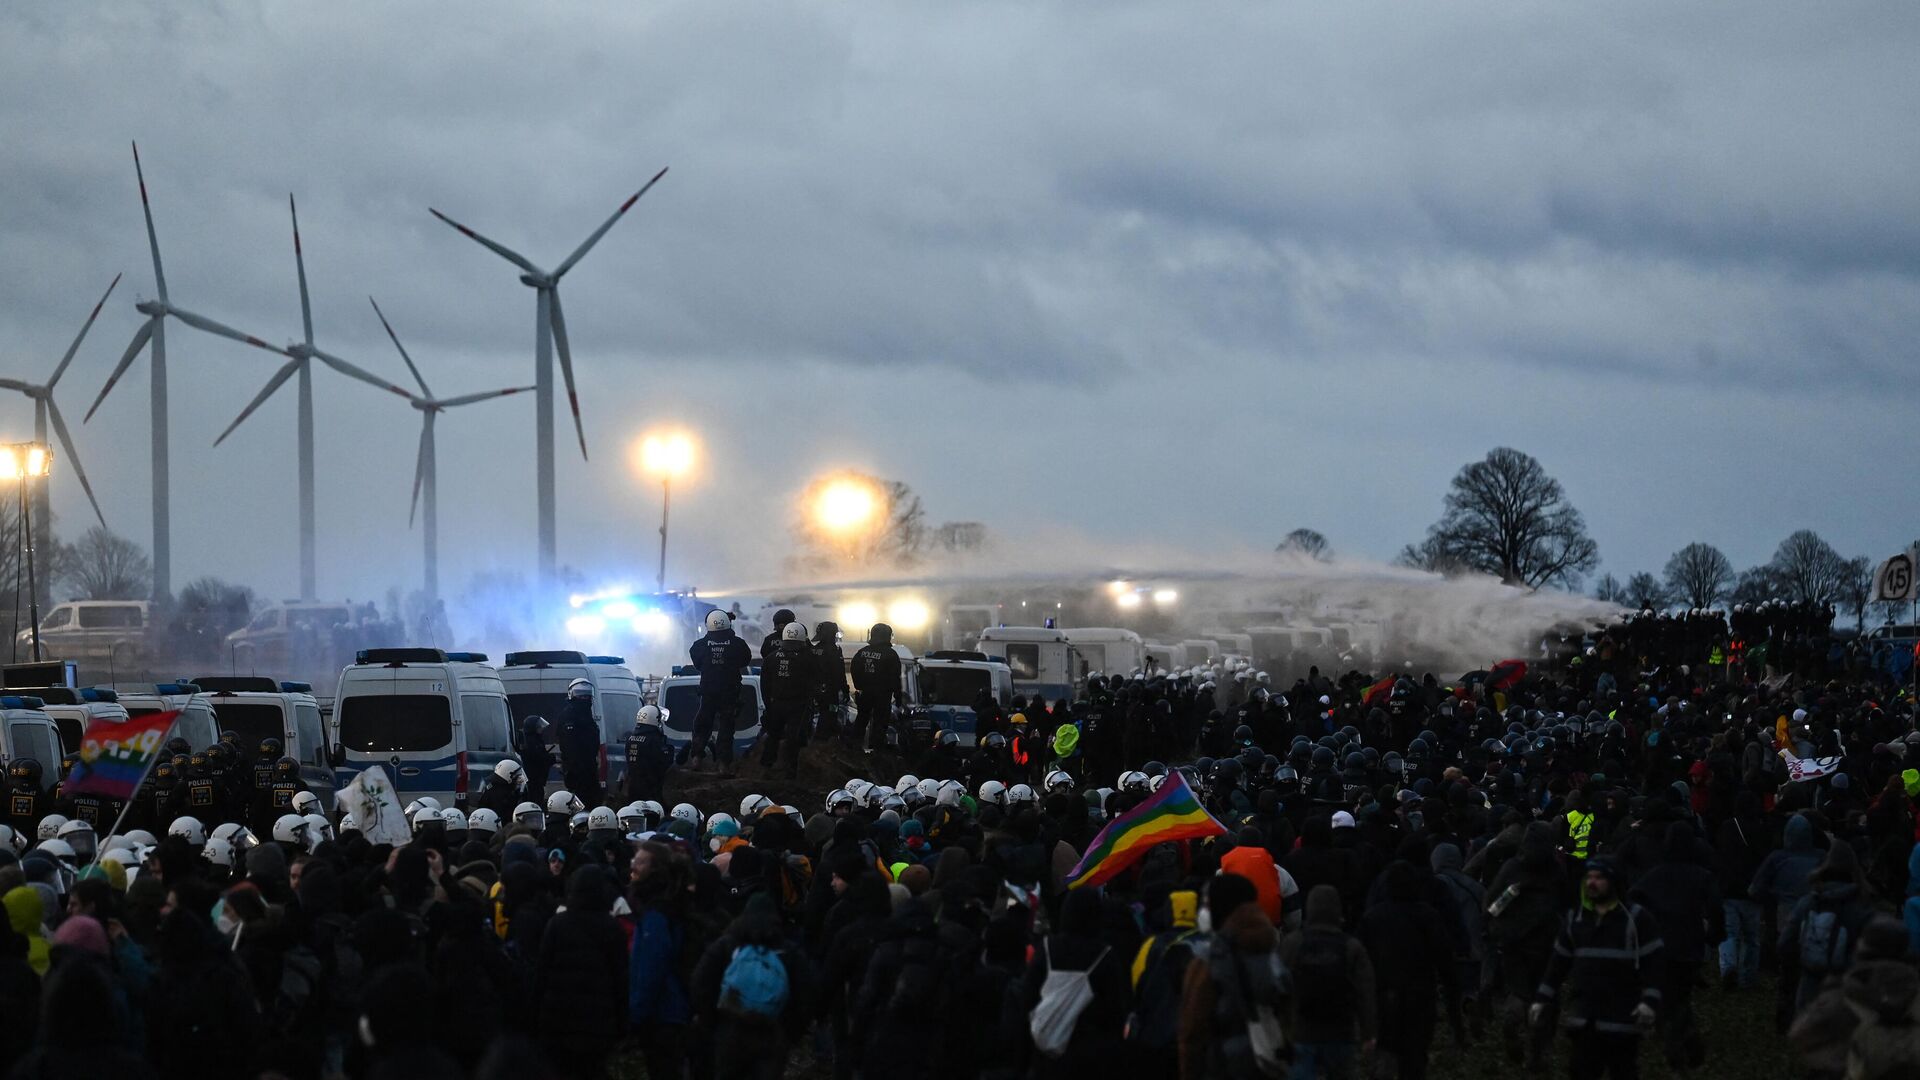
[0,273,120,566]
[428,165,668,587]
[87,142,296,601]
[207,195,414,600]
[370,298,532,601]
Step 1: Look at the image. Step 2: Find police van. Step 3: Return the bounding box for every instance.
[1062,627,1147,678]
[0,696,64,787]
[330,648,514,808]
[118,683,221,750]
[499,651,643,792]
[14,600,154,668]
[916,652,1013,745]
[975,626,1085,704]
[192,676,341,798]
[652,670,763,761]
[21,687,129,755]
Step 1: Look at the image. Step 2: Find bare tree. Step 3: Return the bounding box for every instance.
[1417,447,1598,588]
[1278,528,1331,560]
[165,577,255,660]
[1593,572,1627,604]
[798,473,929,568]
[1625,571,1671,610]
[1730,565,1781,606]
[933,521,988,554]
[62,527,152,601]
[1396,536,1470,577]
[1663,542,1734,609]
[1768,529,1849,605]
[1837,555,1874,630]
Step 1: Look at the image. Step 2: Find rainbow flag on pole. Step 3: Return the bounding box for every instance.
[62,709,178,802]
[1065,770,1226,890]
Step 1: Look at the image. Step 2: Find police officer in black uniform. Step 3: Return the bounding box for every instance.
[558,679,604,806]
[759,621,816,778]
[250,737,284,836]
[850,623,904,754]
[689,608,753,774]
[621,706,673,803]
[268,756,307,819]
[519,716,555,805]
[183,752,220,821]
[5,760,45,836]
[809,620,846,738]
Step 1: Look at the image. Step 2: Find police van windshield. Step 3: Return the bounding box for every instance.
[211,702,287,746]
[8,722,57,781]
[339,696,453,752]
[921,666,990,706]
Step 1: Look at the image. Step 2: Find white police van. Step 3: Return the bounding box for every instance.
[117,683,220,750]
[22,687,130,756]
[0,696,64,787]
[499,651,643,791]
[916,652,1013,746]
[330,648,513,808]
[193,676,341,798]
[653,670,763,761]
[975,626,1086,704]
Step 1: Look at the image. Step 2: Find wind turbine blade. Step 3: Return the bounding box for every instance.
[132,142,168,303]
[311,348,414,399]
[409,416,431,529]
[49,273,122,390]
[369,297,432,398]
[547,289,589,461]
[84,317,154,423]
[427,209,538,275]
[168,306,294,356]
[290,194,315,347]
[45,401,107,529]
[213,360,301,446]
[437,385,534,408]
[555,166,668,278]
[0,379,29,393]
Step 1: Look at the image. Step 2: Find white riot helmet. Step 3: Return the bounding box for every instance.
[1044,769,1075,795]
[704,609,732,633]
[638,800,665,828]
[411,806,442,832]
[441,808,468,833]
[291,790,322,815]
[337,813,359,835]
[636,705,663,729]
[570,811,590,834]
[303,813,335,846]
[617,803,646,832]
[210,822,250,849]
[0,826,22,855]
[512,802,545,830]
[915,778,941,803]
[779,805,804,828]
[273,814,310,845]
[100,847,140,870]
[844,779,875,805]
[416,796,443,812]
[55,819,97,864]
[1148,773,1168,792]
[167,817,206,847]
[202,836,236,868]
[1006,783,1037,806]
[867,785,896,809]
[568,678,594,700]
[494,759,528,789]
[1118,771,1150,794]
[936,779,965,806]
[35,814,67,843]
[547,790,585,815]
[781,622,808,642]
[669,802,701,829]
[124,829,158,849]
[880,794,906,816]
[468,808,502,836]
[740,794,773,820]
[587,806,619,832]
[977,780,1007,806]
[825,789,856,814]
[705,811,737,838]
[35,838,75,865]
[895,774,921,797]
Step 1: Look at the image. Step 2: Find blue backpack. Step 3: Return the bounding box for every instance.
[719,944,790,1020]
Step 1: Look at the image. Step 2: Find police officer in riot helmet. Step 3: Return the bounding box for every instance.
[761,608,796,664]
[760,621,817,779]
[268,756,308,820]
[183,752,220,820]
[519,715,555,804]
[250,737,284,836]
[809,620,847,738]
[558,677,604,805]
[623,705,674,802]
[689,608,753,775]
[5,760,45,835]
[850,623,904,755]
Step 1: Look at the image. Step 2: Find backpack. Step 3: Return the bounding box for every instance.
[1799,907,1849,975]
[271,944,323,1031]
[1209,940,1290,1079]
[1030,940,1111,1058]
[718,944,790,1020]
[1126,930,1201,1050]
[1289,928,1354,1029]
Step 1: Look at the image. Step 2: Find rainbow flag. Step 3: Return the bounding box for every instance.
[1361,675,1396,706]
[62,709,178,802]
[1065,770,1225,890]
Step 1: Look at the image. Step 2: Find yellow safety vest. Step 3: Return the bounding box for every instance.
[1566,810,1593,860]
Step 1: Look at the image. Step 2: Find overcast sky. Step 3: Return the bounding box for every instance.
[2,2,1916,608]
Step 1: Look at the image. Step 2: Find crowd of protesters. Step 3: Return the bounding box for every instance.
[0,601,1917,1079]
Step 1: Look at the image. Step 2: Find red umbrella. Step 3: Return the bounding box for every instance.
[1488,659,1529,692]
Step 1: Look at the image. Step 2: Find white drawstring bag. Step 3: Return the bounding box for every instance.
[1029,940,1111,1058]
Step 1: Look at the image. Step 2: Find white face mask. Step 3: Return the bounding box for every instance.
[212,899,239,939]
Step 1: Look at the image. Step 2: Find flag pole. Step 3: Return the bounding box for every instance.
[94,712,177,845]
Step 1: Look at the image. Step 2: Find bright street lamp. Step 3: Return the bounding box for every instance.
[1,443,52,662]
[635,431,696,593]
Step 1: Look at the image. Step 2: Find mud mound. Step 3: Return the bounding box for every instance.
[662,740,911,816]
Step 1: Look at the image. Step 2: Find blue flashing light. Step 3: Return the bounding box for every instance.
[670,665,697,677]
[585,655,626,666]
[0,695,46,710]
[445,652,490,663]
[155,682,201,696]
[278,681,313,694]
[79,688,119,703]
